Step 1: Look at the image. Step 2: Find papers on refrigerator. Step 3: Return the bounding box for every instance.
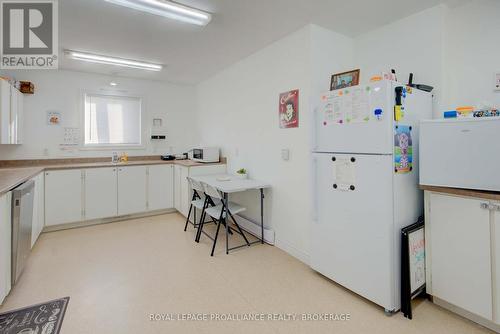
[333,158,355,191]
[322,87,370,125]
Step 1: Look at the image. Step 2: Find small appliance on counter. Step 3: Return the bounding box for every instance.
[188,147,220,163]
[161,153,188,161]
[175,153,188,160]
[161,155,176,161]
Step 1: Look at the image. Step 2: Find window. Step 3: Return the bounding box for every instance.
[84,93,142,147]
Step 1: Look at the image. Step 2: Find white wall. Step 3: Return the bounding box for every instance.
[354,5,447,115]
[0,70,198,159]
[443,0,500,109]
[355,0,500,114]
[196,25,353,262]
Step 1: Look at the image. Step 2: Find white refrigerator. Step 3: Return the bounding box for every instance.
[311,80,432,312]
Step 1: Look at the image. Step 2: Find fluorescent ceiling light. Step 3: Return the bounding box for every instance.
[65,50,163,71]
[104,0,212,26]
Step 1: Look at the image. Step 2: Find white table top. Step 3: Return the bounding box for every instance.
[190,174,271,193]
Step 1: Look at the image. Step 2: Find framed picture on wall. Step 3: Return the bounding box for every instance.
[330,69,360,91]
[279,89,299,128]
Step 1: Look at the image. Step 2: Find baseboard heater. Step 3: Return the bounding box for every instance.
[234,214,275,245]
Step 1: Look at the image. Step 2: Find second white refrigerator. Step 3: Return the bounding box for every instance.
[311,80,432,312]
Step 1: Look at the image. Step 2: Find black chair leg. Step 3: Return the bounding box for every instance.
[184,204,193,231]
[210,219,222,256]
[196,197,209,242]
[229,212,250,246]
[194,209,197,227]
[196,211,207,243]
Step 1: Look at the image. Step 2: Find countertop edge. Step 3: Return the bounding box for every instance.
[0,160,226,196]
[420,184,500,202]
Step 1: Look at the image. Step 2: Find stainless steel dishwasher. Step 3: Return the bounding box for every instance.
[11,180,34,284]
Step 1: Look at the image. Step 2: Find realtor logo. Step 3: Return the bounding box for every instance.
[1,0,58,69]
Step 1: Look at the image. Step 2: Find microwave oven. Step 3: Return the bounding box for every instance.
[189,147,220,163]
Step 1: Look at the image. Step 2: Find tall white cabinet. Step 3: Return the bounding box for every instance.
[425,189,500,332]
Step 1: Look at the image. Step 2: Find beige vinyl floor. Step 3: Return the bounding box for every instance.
[0,213,493,333]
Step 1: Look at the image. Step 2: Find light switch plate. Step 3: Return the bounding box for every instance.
[495,72,500,91]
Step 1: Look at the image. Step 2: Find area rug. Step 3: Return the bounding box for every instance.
[0,297,69,334]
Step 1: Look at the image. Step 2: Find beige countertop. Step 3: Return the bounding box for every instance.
[0,167,45,195]
[0,159,225,196]
[420,184,500,202]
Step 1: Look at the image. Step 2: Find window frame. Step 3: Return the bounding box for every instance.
[80,90,146,150]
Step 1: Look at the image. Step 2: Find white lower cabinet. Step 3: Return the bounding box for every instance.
[174,165,183,213]
[31,173,45,247]
[45,169,83,226]
[147,165,173,211]
[117,166,147,215]
[427,192,492,319]
[173,164,227,217]
[426,191,500,327]
[493,204,500,324]
[42,163,191,227]
[0,191,12,305]
[84,167,118,220]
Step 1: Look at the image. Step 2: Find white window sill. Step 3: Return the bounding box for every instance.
[79,145,146,151]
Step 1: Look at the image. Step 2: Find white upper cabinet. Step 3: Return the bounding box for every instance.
[117,166,147,215]
[147,165,174,211]
[10,86,23,144]
[0,81,11,144]
[84,167,118,220]
[0,80,23,144]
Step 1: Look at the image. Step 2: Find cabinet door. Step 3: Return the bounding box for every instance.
[9,87,21,144]
[31,173,44,248]
[45,170,83,226]
[148,165,174,211]
[0,192,12,305]
[14,88,22,144]
[0,81,11,144]
[84,167,118,220]
[429,193,492,320]
[493,202,500,324]
[173,165,182,212]
[117,166,147,215]
[180,166,190,217]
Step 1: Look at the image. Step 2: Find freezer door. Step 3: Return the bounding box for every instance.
[311,153,395,310]
[314,81,393,154]
[420,118,500,191]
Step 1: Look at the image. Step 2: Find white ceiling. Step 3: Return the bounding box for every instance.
[60,0,464,85]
